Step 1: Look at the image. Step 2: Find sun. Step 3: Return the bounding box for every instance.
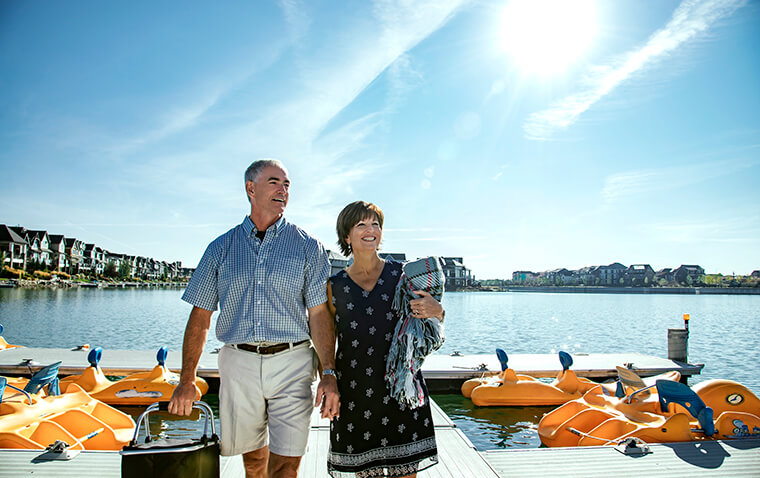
[498,0,597,75]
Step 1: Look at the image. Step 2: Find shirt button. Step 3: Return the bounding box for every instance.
[257,300,261,305]
[257,281,262,285]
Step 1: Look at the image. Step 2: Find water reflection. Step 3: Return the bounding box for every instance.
[433,393,549,450]
[118,394,220,442]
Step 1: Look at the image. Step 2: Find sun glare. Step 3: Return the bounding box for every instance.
[499,0,597,75]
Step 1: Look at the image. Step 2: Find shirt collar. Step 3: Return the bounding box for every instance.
[242,215,287,238]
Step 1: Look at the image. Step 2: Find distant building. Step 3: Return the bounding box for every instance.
[656,268,674,284]
[751,270,760,278]
[327,250,350,276]
[673,264,705,285]
[512,271,538,283]
[596,262,627,285]
[545,268,575,285]
[441,257,472,290]
[0,224,28,270]
[379,253,407,262]
[626,264,655,286]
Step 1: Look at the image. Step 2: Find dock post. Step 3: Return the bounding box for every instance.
[667,313,689,364]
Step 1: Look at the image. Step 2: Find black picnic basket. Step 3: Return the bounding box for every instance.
[121,401,220,478]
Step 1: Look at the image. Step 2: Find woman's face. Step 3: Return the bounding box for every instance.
[346,215,382,254]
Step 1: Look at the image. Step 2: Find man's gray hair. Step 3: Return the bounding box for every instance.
[244,159,287,183]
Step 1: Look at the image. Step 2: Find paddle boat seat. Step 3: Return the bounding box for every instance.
[60,346,209,405]
[0,363,135,450]
[0,324,23,350]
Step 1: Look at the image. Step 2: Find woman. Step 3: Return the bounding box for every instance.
[326,201,444,478]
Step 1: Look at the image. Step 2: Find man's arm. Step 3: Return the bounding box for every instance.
[168,306,213,416]
[308,300,340,419]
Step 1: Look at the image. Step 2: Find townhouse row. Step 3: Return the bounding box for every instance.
[1,224,193,280]
[512,263,709,286]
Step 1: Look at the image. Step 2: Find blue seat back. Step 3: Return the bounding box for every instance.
[88,347,103,367]
[495,348,508,371]
[656,379,715,436]
[0,376,6,403]
[156,346,168,366]
[24,361,62,396]
[559,351,573,371]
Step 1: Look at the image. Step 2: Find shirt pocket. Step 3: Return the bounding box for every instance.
[269,251,304,299]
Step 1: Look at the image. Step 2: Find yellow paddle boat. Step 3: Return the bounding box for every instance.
[538,377,760,448]
[0,324,23,350]
[0,362,135,450]
[470,351,604,407]
[60,346,209,405]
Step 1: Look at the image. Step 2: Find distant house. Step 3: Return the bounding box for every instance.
[545,268,575,285]
[656,268,674,284]
[596,262,627,285]
[379,253,407,262]
[0,224,28,270]
[626,264,655,286]
[673,265,705,285]
[64,238,86,273]
[27,230,53,268]
[751,270,760,278]
[442,257,472,290]
[512,271,537,283]
[327,250,350,276]
[47,234,69,271]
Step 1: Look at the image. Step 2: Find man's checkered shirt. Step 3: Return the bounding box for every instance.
[182,216,330,344]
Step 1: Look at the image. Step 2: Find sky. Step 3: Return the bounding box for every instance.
[1,0,759,279]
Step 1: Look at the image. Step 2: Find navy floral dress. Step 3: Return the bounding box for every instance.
[327,260,438,478]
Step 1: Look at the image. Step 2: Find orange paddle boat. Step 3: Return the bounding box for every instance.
[60,346,208,405]
[469,351,604,407]
[0,362,135,450]
[0,324,23,350]
[538,377,760,447]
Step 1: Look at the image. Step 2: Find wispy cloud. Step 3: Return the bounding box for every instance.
[524,0,744,140]
[601,157,758,202]
[650,215,759,243]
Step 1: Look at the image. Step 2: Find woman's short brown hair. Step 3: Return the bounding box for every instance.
[336,201,384,256]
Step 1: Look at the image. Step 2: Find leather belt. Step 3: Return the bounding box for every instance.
[234,340,309,355]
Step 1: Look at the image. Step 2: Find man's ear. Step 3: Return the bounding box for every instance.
[245,180,255,198]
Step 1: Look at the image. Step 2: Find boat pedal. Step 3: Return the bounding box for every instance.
[614,437,651,457]
[34,440,81,461]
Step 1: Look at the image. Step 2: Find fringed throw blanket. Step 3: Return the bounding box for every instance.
[385,257,445,409]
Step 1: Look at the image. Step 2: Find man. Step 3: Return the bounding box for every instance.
[168,159,340,478]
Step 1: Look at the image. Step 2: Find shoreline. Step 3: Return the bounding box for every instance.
[501,285,760,295]
[0,279,187,289]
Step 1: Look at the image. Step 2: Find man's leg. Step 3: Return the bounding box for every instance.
[242,446,269,478]
[267,452,302,478]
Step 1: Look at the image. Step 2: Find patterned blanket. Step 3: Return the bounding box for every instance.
[385,257,445,409]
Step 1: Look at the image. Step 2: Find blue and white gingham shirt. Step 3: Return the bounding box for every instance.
[182,216,330,344]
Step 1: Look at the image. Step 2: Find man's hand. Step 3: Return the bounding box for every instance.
[168,381,199,416]
[314,374,340,420]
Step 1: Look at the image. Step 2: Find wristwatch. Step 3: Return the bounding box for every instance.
[322,368,337,378]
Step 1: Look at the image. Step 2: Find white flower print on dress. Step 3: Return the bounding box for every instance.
[364,431,371,440]
[343,285,350,293]
[364,410,372,419]
[362,290,369,298]
[368,326,376,335]
[381,293,389,301]
[347,302,354,310]
[381,438,388,446]
[366,306,374,315]
[366,388,374,397]
[350,321,358,329]
[365,367,373,376]
[350,380,357,389]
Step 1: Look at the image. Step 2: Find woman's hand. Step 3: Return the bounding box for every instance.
[410,290,444,321]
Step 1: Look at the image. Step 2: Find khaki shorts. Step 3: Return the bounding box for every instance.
[218,341,316,456]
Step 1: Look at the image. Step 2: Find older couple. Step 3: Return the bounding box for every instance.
[169,160,443,478]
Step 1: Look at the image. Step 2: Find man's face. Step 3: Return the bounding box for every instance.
[247,165,290,216]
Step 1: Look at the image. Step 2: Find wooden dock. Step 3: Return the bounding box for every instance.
[2,400,758,477]
[0,399,500,477]
[0,347,704,393]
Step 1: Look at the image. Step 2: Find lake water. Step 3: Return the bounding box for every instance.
[1,288,758,450]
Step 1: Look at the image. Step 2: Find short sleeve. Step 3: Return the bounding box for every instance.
[303,239,330,309]
[181,238,222,311]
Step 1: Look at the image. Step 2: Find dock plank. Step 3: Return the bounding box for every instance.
[481,439,760,477]
[0,348,703,383]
